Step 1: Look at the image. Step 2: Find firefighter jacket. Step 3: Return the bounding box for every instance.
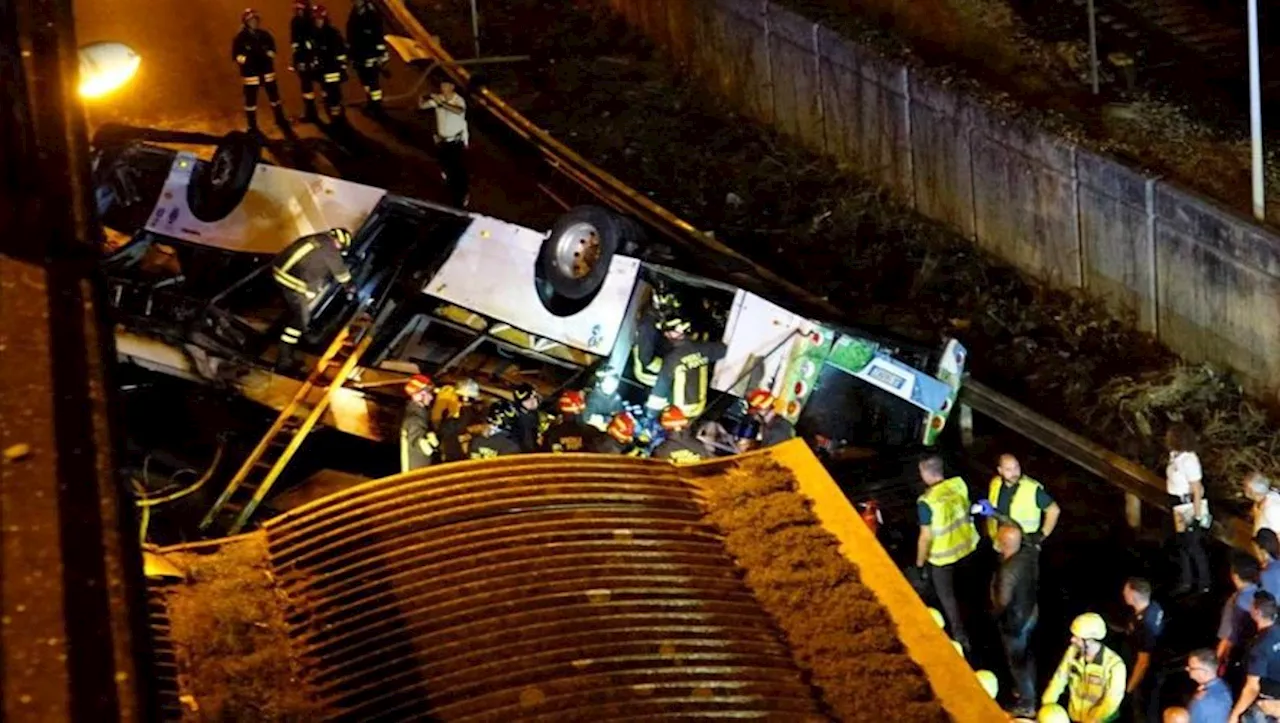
[271,233,352,299]
[312,23,349,81]
[986,475,1047,539]
[232,28,277,78]
[543,418,604,453]
[918,476,979,567]
[430,386,480,429]
[590,435,642,457]
[631,309,666,386]
[290,16,316,70]
[512,409,541,453]
[652,432,704,464]
[1044,645,1126,723]
[469,431,522,460]
[646,340,727,418]
[347,4,387,65]
[399,402,438,472]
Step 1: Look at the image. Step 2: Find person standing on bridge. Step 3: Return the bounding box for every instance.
[1244,473,1280,537]
[1228,591,1280,723]
[310,5,350,124]
[399,374,438,472]
[232,9,290,134]
[270,227,355,373]
[289,1,321,123]
[980,454,1060,556]
[1165,423,1211,596]
[418,78,471,208]
[347,0,389,117]
[915,454,980,657]
[1121,577,1167,723]
[1043,612,1127,723]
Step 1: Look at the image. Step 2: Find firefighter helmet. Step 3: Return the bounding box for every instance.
[557,390,586,415]
[974,670,998,699]
[513,383,539,404]
[312,3,328,20]
[746,388,775,412]
[454,378,480,400]
[1069,612,1106,641]
[241,7,260,23]
[404,374,433,398]
[607,412,636,443]
[659,405,688,431]
[487,401,517,430]
[330,227,352,248]
[292,0,310,13]
[660,316,692,336]
[1037,705,1070,723]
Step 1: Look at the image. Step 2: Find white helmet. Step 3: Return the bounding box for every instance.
[455,378,479,400]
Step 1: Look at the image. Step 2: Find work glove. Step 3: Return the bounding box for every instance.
[970,499,995,517]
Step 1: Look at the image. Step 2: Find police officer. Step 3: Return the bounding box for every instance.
[289,1,321,123]
[469,402,522,459]
[593,411,640,455]
[418,78,471,207]
[734,388,796,452]
[310,5,349,123]
[270,228,355,371]
[643,317,726,420]
[914,454,979,656]
[542,390,603,453]
[346,0,388,116]
[510,383,542,453]
[232,9,289,133]
[1121,577,1166,723]
[652,406,704,464]
[980,454,1060,550]
[1043,613,1126,723]
[399,374,438,472]
[1230,591,1280,722]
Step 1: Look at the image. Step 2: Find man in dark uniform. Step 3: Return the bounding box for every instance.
[346,0,388,116]
[631,287,683,388]
[990,523,1039,717]
[1231,591,1280,721]
[399,374,437,472]
[232,9,289,133]
[469,402,523,459]
[542,390,603,453]
[289,0,321,123]
[734,388,796,452]
[1121,577,1166,723]
[511,383,542,453]
[310,5,349,123]
[592,411,640,455]
[270,227,355,372]
[652,405,704,464]
[643,316,726,420]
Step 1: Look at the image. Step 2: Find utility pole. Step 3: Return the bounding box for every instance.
[1248,0,1265,220]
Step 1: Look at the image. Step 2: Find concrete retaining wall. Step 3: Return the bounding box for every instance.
[603,0,1280,399]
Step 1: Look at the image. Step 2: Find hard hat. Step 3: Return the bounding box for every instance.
[607,412,636,443]
[454,378,480,400]
[951,640,964,657]
[312,4,328,20]
[557,390,586,414]
[404,374,433,398]
[513,383,539,404]
[927,607,945,629]
[241,7,260,23]
[292,0,310,12]
[659,405,688,430]
[1037,704,1070,723]
[1070,612,1107,641]
[974,670,998,699]
[330,227,352,248]
[660,316,692,335]
[652,290,682,312]
[487,401,517,430]
[746,388,775,411]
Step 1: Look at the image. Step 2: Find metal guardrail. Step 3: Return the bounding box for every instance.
[376,0,1254,551]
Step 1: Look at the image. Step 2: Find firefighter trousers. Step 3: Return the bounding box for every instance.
[242,74,283,128]
[437,139,469,208]
[320,70,345,119]
[355,62,384,105]
[296,71,319,118]
[277,289,311,368]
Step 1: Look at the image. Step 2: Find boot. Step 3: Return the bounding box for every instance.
[272,104,292,133]
[362,100,386,119]
[301,97,320,124]
[245,109,259,133]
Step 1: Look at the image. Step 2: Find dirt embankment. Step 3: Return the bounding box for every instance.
[413,0,1280,502]
[699,456,950,722]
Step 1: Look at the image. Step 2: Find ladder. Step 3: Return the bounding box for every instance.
[199,314,374,535]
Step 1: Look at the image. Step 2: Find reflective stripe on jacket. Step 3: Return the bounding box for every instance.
[1044,645,1126,723]
[987,476,1045,538]
[920,476,978,566]
[271,233,352,298]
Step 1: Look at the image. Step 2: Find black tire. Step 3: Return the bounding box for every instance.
[536,205,620,302]
[187,131,261,223]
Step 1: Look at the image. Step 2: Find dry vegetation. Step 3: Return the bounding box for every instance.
[698,456,949,722]
[160,537,318,721]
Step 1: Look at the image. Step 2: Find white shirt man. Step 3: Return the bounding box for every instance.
[418,83,468,145]
[1245,473,1280,535]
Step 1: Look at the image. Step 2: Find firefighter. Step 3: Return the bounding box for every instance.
[289,0,320,123]
[915,454,980,656]
[1043,613,1126,723]
[469,401,522,459]
[643,316,726,419]
[310,5,349,122]
[270,228,355,371]
[399,374,438,472]
[232,9,289,133]
[542,390,604,453]
[734,388,796,452]
[652,405,704,464]
[631,287,683,387]
[592,411,642,456]
[432,377,480,463]
[346,0,388,116]
[511,383,542,453]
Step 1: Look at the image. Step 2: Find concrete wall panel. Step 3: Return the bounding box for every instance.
[1075,150,1156,331]
[663,0,697,67]
[907,74,975,237]
[709,0,773,123]
[766,5,824,151]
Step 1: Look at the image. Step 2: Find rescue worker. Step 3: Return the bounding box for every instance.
[289,0,320,123]
[418,78,470,207]
[432,377,480,463]
[1121,577,1166,723]
[592,411,640,455]
[1217,552,1262,673]
[981,453,1061,548]
[346,0,388,116]
[232,9,289,133]
[734,388,796,452]
[270,228,355,371]
[511,383,542,453]
[310,5,349,123]
[542,390,604,453]
[1043,613,1126,723]
[991,522,1039,717]
[399,374,438,472]
[468,402,522,459]
[644,316,726,420]
[631,287,683,387]
[652,405,704,464]
[914,454,979,656]
[1184,648,1232,723]
[1229,591,1280,723]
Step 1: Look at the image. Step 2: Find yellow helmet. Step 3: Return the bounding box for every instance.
[1070,612,1107,641]
[974,670,998,699]
[927,607,945,629]
[1038,704,1070,723]
[330,227,353,248]
[951,640,964,657]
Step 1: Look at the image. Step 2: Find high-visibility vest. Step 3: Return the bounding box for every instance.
[987,476,1045,538]
[920,477,978,567]
[671,352,711,418]
[1044,645,1126,723]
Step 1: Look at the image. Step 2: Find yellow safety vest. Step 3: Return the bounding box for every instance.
[987,476,1045,539]
[920,477,978,567]
[632,345,662,386]
[1044,645,1126,723]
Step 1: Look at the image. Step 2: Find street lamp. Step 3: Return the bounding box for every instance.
[77,40,140,99]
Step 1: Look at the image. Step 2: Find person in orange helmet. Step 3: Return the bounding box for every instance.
[734,388,796,452]
[399,374,438,471]
[542,390,604,453]
[652,405,704,464]
[593,411,641,455]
